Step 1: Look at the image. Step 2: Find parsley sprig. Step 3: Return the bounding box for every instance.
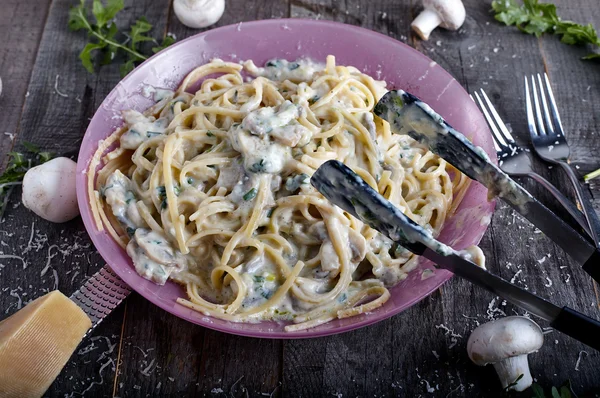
[531,380,577,398]
[491,0,600,60]
[68,0,175,76]
[0,144,54,221]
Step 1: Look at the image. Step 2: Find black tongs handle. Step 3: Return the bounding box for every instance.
[552,307,600,351]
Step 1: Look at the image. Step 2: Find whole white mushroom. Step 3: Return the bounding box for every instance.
[411,0,466,41]
[22,157,80,223]
[467,316,543,392]
[173,0,225,29]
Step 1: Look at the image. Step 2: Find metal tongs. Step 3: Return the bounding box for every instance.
[373,91,600,282]
[312,160,600,351]
[310,90,600,350]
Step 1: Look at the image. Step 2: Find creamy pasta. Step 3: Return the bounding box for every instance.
[88,55,470,331]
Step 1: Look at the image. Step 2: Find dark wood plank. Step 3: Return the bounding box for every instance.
[0,0,52,162]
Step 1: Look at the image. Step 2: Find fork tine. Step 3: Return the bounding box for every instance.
[524,76,539,137]
[542,73,565,137]
[536,73,555,136]
[530,75,547,135]
[479,89,516,145]
[473,92,504,151]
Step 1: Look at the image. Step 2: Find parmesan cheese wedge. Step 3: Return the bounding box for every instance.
[0,291,91,397]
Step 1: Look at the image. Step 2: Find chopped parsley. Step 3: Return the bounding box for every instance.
[285,173,309,192]
[243,188,258,201]
[250,159,267,173]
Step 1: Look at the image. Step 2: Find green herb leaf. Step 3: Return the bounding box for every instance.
[92,0,123,28]
[559,386,572,398]
[80,41,107,73]
[68,1,176,75]
[152,34,176,53]
[243,188,258,201]
[551,386,562,398]
[100,23,119,65]
[129,17,154,50]
[583,53,600,60]
[7,152,26,168]
[22,142,40,153]
[504,373,524,391]
[120,59,137,77]
[68,0,89,31]
[39,152,53,163]
[491,0,600,61]
[532,384,546,398]
[0,147,54,220]
[584,167,600,182]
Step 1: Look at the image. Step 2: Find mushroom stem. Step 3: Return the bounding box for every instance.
[492,355,533,392]
[411,9,443,41]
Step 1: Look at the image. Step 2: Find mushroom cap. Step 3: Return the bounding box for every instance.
[22,157,79,223]
[173,0,225,29]
[422,0,466,30]
[467,316,543,366]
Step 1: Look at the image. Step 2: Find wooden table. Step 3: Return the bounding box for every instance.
[1,0,599,396]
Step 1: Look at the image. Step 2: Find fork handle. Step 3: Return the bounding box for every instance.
[557,161,600,247]
[525,172,591,238]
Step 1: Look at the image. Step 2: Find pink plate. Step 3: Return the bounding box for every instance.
[76,19,495,338]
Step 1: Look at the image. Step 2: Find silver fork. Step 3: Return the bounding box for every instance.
[473,89,590,237]
[525,73,600,246]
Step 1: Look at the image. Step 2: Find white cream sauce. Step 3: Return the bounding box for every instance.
[228,100,312,174]
[244,58,325,82]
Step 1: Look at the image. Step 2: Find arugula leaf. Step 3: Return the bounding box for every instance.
[491,0,600,60]
[68,0,177,76]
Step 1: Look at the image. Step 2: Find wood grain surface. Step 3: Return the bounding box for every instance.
[0,0,599,396]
